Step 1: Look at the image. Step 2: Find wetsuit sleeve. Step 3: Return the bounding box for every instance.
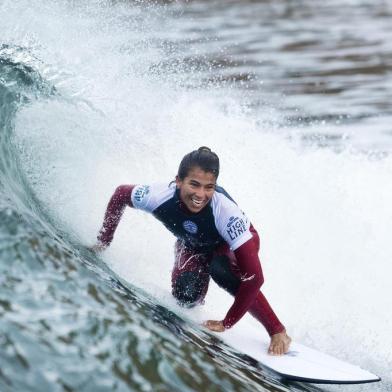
[222,237,264,328]
[222,231,285,335]
[97,185,134,246]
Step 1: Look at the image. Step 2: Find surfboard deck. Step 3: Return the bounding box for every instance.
[102,269,380,386]
[221,327,381,384]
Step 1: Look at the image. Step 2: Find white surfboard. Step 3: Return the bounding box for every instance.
[106,271,380,385]
[220,327,380,384]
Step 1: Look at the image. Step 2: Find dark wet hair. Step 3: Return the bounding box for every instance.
[177,146,220,180]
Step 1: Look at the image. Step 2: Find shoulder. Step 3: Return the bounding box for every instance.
[211,186,239,216]
[131,182,176,212]
[212,187,253,250]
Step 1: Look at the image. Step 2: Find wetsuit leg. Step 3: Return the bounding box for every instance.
[209,255,239,295]
[172,241,210,308]
[210,244,284,336]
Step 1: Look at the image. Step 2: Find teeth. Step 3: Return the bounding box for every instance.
[192,198,203,206]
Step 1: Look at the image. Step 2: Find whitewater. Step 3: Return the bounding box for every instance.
[1,1,391,391]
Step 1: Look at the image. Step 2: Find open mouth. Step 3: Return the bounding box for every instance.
[191,197,204,208]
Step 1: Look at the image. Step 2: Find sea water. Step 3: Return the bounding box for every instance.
[1,1,391,391]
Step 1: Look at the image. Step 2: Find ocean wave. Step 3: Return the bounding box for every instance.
[0,43,291,392]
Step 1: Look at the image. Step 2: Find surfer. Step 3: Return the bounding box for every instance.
[92,146,291,355]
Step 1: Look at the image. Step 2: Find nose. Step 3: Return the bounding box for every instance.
[194,187,206,200]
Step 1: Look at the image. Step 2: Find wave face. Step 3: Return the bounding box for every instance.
[1,1,391,391]
[0,45,288,392]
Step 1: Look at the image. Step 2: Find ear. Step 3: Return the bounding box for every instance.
[175,175,181,188]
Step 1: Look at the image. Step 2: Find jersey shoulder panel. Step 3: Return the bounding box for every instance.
[212,190,252,250]
[131,183,176,213]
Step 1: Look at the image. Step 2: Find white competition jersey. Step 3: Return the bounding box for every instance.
[131,183,252,253]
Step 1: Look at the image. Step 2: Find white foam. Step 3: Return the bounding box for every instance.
[7,0,390,387]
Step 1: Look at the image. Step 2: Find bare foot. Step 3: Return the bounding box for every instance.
[268,330,291,355]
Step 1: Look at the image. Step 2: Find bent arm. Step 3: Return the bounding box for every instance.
[222,238,264,328]
[96,185,134,247]
[221,235,285,335]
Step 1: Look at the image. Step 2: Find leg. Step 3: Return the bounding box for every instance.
[172,241,210,308]
[209,255,239,296]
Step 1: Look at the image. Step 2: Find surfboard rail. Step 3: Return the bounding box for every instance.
[221,329,381,385]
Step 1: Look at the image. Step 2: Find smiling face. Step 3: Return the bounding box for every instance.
[175,166,217,213]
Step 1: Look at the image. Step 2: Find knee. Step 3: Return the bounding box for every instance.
[209,255,229,281]
[172,271,205,308]
[209,255,239,296]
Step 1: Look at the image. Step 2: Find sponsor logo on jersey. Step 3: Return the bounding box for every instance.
[183,220,198,234]
[226,215,247,240]
[134,185,150,204]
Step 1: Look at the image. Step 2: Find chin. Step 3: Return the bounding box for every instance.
[187,203,204,213]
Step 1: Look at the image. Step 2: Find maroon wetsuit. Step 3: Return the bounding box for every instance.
[97,184,285,336]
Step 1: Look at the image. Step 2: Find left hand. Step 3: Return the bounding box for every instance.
[203,320,225,332]
[88,243,107,253]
